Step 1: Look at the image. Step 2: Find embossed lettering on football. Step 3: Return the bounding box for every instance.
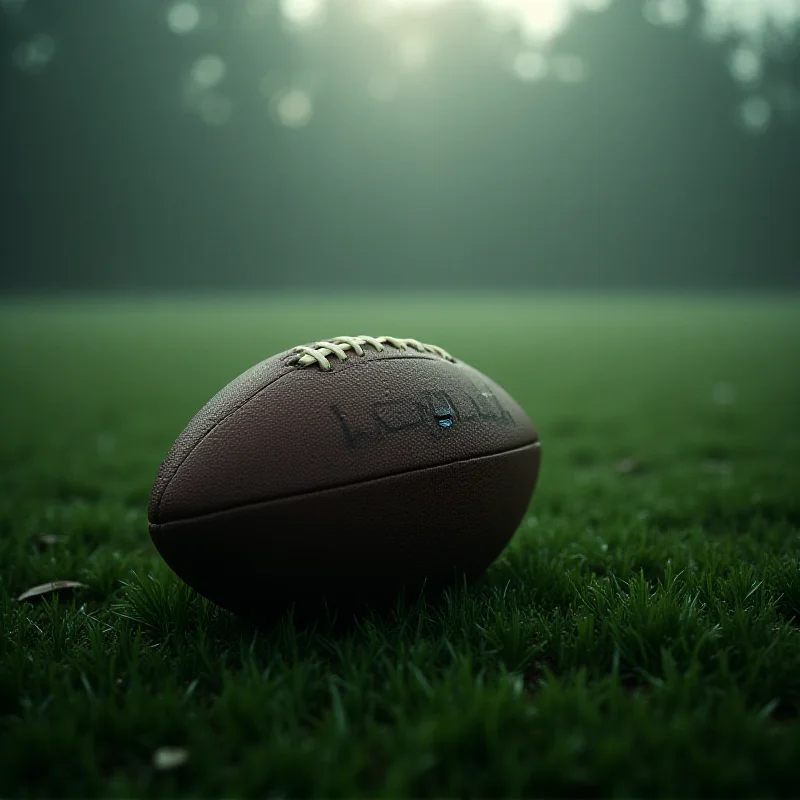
[148,336,541,615]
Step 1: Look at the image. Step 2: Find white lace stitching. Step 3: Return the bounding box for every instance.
[292,336,455,370]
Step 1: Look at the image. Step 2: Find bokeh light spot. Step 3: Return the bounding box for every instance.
[191,54,226,89]
[738,95,771,134]
[517,0,573,42]
[728,46,761,84]
[13,33,56,73]
[272,88,314,128]
[512,51,548,82]
[701,0,800,45]
[280,0,325,28]
[481,0,571,43]
[167,2,200,35]
[643,0,689,28]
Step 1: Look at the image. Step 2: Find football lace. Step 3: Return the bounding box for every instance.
[292,336,456,371]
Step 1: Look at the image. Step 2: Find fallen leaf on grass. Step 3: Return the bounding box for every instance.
[152,747,189,770]
[16,581,88,602]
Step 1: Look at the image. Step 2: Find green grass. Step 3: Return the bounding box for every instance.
[1,295,799,798]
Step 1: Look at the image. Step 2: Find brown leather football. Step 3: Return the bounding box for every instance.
[148,335,541,616]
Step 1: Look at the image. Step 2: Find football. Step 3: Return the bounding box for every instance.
[148,335,541,616]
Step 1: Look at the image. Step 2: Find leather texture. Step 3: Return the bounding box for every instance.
[148,354,295,522]
[148,340,542,612]
[150,442,541,616]
[149,343,539,524]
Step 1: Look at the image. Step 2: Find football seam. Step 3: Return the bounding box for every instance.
[149,352,469,524]
[291,336,456,370]
[150,439,541,528]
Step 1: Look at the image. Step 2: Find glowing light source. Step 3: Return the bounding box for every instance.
[280,0,325,28]
[276,0,617,53]
[487,0,573,43]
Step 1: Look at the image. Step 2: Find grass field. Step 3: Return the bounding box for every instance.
[1,295,799,797]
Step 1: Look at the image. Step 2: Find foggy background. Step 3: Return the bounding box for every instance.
[2,0,799,293]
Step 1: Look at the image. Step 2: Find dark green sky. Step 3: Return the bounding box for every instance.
[2,0,799,291]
